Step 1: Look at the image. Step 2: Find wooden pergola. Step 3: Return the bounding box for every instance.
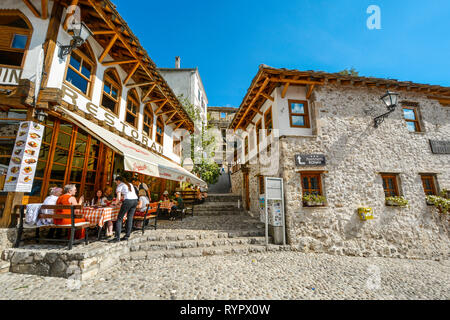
[21,0,195,133]
[229,65,450,131]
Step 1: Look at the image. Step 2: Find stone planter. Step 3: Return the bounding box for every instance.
[304,202,325,207]
[386,200,406,207]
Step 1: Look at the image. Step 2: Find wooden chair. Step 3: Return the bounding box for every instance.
[14,205,90,250]
[180,191,198,217]
[133,202,159,234]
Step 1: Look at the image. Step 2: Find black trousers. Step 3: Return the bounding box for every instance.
[115,199,138,239]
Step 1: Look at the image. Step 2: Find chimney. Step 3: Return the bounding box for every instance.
[175,56,181,69]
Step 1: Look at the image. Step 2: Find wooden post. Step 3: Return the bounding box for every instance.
[0,192,23,228]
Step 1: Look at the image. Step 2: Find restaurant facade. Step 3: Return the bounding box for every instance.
[0,0,205,228]
[229,65,450,260]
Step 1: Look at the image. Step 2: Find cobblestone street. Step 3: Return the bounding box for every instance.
[0,251,448,300]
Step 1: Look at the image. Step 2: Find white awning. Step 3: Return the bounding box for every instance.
[60,107,207,187]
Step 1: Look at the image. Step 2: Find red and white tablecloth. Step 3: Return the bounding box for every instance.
[159,201,174,211]
[81,206,123,228]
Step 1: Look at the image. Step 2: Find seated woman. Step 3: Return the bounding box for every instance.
[169,192,184,221]
[160,190,169,202]
[195,186,205,204]
[42,187,63,238]
[91,190,106,206]
[133,189,151,228]
[56,184,86,240]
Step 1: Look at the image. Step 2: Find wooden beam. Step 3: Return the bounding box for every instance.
[41,0,48,19]
[165,112,177,124]
[251,107,263,115]
[102,59,138,66]
[281,83,290,99]
[98,34,119,63]
[23,0,41,18]
[261,92,274,102]
[142,84,156,102]
[157,109,175,117]
[123,63,140,85]
[154,99,168,114]
[63,0,79,30]
[175,121,185,130]
[306,84,315,100]
[269,78,324,85]
[126,81,155,89]
[92,30,117,35]
[235,77,269,130]
[146,98,166,105]
[168,119,184,125]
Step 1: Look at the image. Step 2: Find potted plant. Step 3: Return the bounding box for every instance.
[385,196,409,207]
[303,194,327,207]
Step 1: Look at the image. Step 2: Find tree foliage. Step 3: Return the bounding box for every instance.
[338,68,359,76]
[192,158,220,185]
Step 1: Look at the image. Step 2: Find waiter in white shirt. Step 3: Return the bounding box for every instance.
[110,175,138,242]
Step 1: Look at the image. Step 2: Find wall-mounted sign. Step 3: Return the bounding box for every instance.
[3,122,44,193]
[430,140,450,154]
[295,154,326,166]
[0,68,23,86]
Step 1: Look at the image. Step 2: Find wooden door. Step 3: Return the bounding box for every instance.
[244,172,250,210]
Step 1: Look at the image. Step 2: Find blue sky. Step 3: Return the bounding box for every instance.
[114,0,450,108]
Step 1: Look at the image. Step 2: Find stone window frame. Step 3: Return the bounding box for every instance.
[300,171,324,196]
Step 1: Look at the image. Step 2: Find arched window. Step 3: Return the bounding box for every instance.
[143,104,153,138]
[125,89,139,128]
[64,42,96,96]
[156,116,164,146]
[0,11,33,68]
[101,68,121,114]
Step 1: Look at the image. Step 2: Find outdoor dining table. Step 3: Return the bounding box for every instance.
[81,205,124,228]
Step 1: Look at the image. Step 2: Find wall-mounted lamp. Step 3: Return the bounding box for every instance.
[34,109,48,122]
[59,22,93,60]
[374,91,400,128]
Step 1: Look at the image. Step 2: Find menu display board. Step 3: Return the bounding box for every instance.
[3,121,44,193]
[267,199,283,227]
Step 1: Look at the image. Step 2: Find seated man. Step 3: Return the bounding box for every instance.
[170,192,184,221]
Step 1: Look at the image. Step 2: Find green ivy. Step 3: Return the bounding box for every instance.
[426,195,450,215]
[303,194,327,204]
[386,196,409,207]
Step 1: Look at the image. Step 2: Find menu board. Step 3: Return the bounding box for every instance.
[267,199,283,227]
[3,121,44,193]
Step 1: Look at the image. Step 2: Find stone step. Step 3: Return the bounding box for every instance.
[122,244,282,261]
[196,202,242,207]
[139,229,265,243]
[0,260,10,274]
[130,236,268,252]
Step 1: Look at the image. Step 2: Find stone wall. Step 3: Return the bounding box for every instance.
[279,85,450,260]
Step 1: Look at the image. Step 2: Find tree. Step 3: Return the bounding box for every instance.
[338,68,359,76]
[192,158,220,185]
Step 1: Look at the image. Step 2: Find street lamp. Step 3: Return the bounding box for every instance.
[34,109,48,122]
[374,91,400,128]
[59,22,93,59]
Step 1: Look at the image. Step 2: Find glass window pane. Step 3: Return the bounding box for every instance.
[126,113,136,126]
[291,103,305,114]
[53,148,69,165]
[11,34,28,49]
[70,167,83,182]
[72,153,85,168]
[66,68,88,94]
[50,164,67,181]
[35,161,46,178]
[27,179,43,197]
[74,140,86,153]
[111,87,118,99]
[104,82,111,94]
[143,125,150,136]
[81,63,91,78]
[86,171,97,182]
[69,53,81,70]
[0,50,23,67]
[406,122,416,132]
[89,145,99,158]
[102,94,117,113]
[59,123,72,135]
[87,157,98,171]
[403,109,416,120]
[38,144,50,161]
[56,133,71,148]
[292,116,305,126]
[84,184,95,200]
[43,127,53,144]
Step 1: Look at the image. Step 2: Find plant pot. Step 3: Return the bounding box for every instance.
[386,200,395,206]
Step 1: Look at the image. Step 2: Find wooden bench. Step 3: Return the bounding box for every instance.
[133,202,160,234]
[180,191,198,217]
[14,205,90,250]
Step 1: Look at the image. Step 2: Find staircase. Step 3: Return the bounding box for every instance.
[194,194,246,216]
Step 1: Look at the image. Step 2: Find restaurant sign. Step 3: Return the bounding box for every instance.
[429,140,450,154]
[3,122,44,192]
[295,154,326,166]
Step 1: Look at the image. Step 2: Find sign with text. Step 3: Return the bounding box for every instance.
[3,122,44,192]
[295,154,326,166]
[430,140,450,154]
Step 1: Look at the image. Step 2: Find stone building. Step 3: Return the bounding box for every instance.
[229,65,450,260]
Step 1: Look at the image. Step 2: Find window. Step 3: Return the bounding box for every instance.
[64,43,95,96]
[0,11,32,68]
[156,117,164,145]
[288,100,310,128]
[259,176,265,195]
[264,107,273,136]
[244,136,249,156]
[421,175,437,196]
[220,112,226,119]
[381,174,399,197]
[143,105,153,138]
[256,120,262,154]
[126,89,139,128]
[173,138,181,157]
[301,172,322,196]
[101,69,121,114]
[402,107,421,132]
